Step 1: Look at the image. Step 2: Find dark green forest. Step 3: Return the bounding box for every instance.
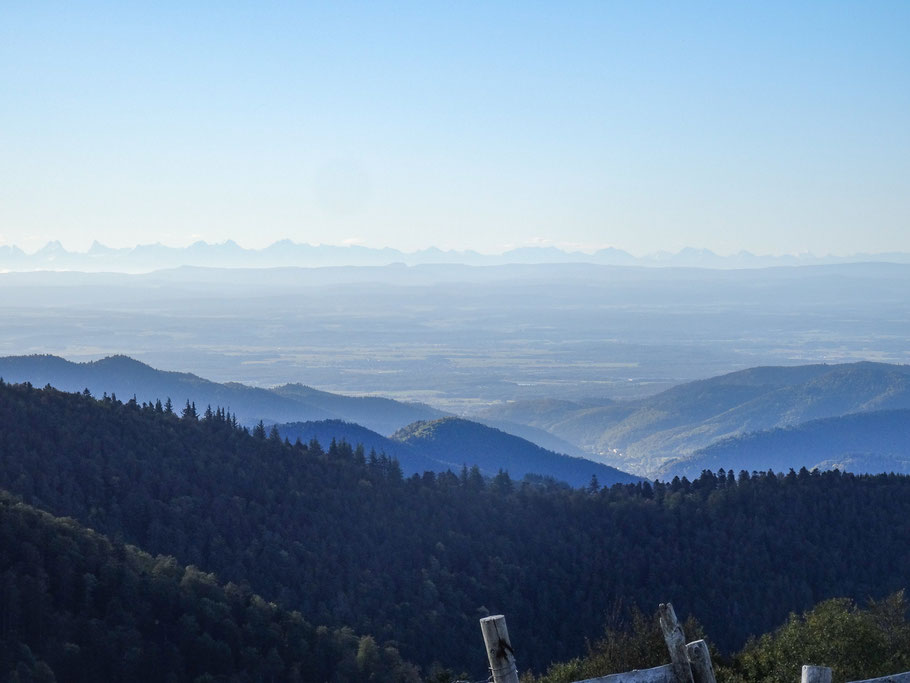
[2,381,910,679]
[0,492,418,682]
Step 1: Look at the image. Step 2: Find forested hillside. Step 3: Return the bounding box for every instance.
[0,491,419,682]
[3,381,910,674]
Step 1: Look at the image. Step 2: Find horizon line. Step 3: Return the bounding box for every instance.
[3,238,908,261]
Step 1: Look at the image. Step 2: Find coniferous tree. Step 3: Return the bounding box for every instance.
[181,399,198,420]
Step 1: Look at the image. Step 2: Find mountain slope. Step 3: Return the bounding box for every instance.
[391,417,642,487]
[479,362,910,476]
[658,409,910,479]
[0,354,442,433]
[277,417,641,486]
[0,490,418,682]
[4,382,910,670]
[472,417,592,459]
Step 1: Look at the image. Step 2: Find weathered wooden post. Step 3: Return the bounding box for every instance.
[802,666,833,683]
[685,640,716,683]
[659,603,694,683]
[480,615,520,683]
[477,605,719,683]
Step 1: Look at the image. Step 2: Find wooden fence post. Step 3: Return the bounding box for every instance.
[658,603,695,683]
[802,666,833,683]
[480,615,520,683]
[685,640,716,683]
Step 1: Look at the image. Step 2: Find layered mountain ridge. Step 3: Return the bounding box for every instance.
[0,354,636,487]
[658,409,910,479]
[476,362,910,476]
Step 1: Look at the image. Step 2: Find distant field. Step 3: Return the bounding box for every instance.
[1,263,908,410]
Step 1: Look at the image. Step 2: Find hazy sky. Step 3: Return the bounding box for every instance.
[2,2,908,255]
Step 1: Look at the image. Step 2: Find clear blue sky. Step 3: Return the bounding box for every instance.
[1,1,908,255]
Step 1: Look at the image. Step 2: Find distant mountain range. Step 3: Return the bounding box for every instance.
[476,362,910,476]
[0,354,445,435]
[277,417,641,487]
[3,239,910,272]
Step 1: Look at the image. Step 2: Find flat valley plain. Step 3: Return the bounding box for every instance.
[1,262,908,412]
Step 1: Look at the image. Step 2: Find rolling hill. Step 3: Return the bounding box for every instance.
[278,417,641,487]
[477,362,910,476]
[657,409,910,479]
[390,417,642,487]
